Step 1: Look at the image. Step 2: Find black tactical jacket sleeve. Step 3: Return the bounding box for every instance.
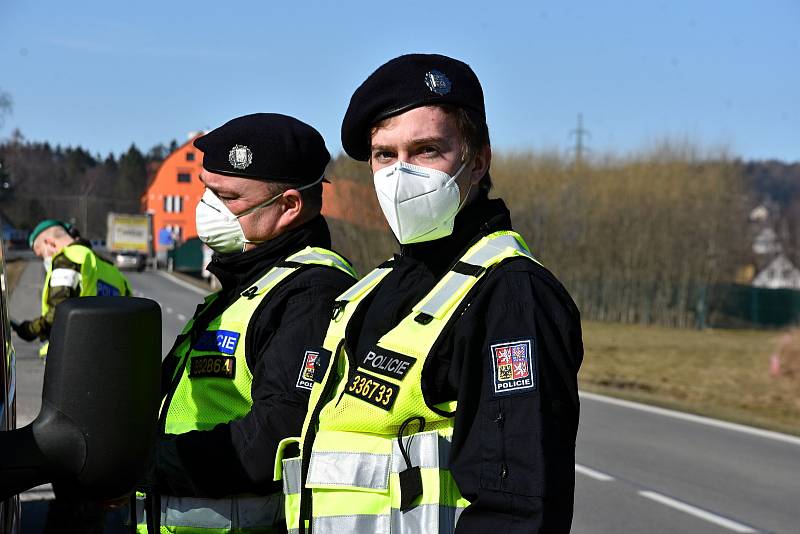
[349,196,583,533]
[154,217,356,497]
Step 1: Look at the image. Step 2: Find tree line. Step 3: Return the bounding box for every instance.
[3,124,799,327]
[329,148,800,328]
[0,130,178,239]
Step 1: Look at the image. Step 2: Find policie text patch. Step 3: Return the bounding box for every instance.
[345,371,399,411]
[490,339,536,396]
[358,347,416,381]
[189,356,235,379]
[193,330,241,355]
[96,279,121,296]
[296,350,319,391]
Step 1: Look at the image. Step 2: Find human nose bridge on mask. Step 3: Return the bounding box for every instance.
[396,167,443,204]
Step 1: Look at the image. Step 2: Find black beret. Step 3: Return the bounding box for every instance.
[341,53,486,161]
[194,113,330,185]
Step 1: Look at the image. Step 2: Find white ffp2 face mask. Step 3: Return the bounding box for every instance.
[373,160,469,244]
[195,176,323,254]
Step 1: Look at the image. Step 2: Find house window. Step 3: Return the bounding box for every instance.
[186,152,195,161]
[177,172,191,183]
[163,195,184,213]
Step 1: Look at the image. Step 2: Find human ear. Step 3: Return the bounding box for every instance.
[469,145,492,185]
[279,189,303,222]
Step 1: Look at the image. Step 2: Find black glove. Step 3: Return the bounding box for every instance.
[12,320,39,342]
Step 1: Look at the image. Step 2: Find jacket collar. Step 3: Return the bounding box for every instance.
[399,192,513,278]
[207,215,332,292]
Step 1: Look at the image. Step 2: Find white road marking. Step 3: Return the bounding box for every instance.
[154,270,208,296]
[177,314,187,321]
[581,391,800,446]
[639,491,757,533]
[575,463,615,481]
[20,483,55,502]
[166,307,173,314]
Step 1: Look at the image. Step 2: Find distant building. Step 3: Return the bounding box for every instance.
[752,227,782,255]
[749,204,769,223]
[142,135,204,253]
[752,254,800,290]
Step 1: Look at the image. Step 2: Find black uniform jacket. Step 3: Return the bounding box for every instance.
[348,194,583,533]
[155,216,355,497]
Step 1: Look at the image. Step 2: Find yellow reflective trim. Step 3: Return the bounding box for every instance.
[312,430,392,455]
[274,436,301,482]
[293,246,358,279]
[310,488,391,518]
[284,493,302,532]
[336,266,391,303]
[412,231,539,319]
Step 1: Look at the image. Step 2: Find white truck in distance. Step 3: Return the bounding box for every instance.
[106,213,150,271]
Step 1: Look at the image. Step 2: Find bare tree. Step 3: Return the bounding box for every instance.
[0,89,12,130]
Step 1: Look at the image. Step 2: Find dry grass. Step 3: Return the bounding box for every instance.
[580,320,800,435]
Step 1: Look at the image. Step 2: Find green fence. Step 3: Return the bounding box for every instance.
[709,283,800,328]
[167,237,204,274]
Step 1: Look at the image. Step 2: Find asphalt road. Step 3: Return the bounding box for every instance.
[8,260,800,533]
[573,394,800,534]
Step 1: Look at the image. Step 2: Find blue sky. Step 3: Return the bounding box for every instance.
[1,0,798,161]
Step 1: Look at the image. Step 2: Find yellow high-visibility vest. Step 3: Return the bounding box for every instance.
[277,232,539,534]
[39,243,131,356]
[139,246,356,534]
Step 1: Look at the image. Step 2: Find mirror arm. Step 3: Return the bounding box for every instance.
[0,424,51,501]
[0,406,87,501]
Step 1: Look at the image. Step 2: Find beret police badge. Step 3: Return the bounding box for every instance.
[228,144,253,170]
[341,54,487,161]
[424,69,452,95]
[195,113,330,184]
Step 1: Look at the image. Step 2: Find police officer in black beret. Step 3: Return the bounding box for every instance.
[279,55,583,533]
[135,113,357,533]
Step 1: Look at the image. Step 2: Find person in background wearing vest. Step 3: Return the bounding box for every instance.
[12,219,132,356]
[12,219,131,534]
[277,54,583,533]
[135,113,357,534]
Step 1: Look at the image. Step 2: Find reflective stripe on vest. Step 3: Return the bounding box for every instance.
[163,246,356,435]
[414,232,538,318]
[279,231,537,534]
[153,246,356,533]
[41,243,131,314]
[136,493,284,532]
[40,243,130,356]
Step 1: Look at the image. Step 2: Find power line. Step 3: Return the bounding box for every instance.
[569,113,591,164]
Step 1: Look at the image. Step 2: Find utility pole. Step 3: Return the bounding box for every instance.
[569,113,591,165]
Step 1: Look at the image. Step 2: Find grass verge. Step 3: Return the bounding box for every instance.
[580,320,800,436]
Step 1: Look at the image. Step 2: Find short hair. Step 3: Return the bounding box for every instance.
[266,181,323,215]
[439,105,492,191]
[45,225,69,240]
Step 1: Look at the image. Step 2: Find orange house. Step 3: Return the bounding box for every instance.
[143,135,204,253]
[143,134,386,254]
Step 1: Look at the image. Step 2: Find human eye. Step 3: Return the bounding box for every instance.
[418,145,441,159]
[372,150,396,164]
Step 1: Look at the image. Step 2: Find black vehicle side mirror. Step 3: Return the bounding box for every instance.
[0,297,161,500]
